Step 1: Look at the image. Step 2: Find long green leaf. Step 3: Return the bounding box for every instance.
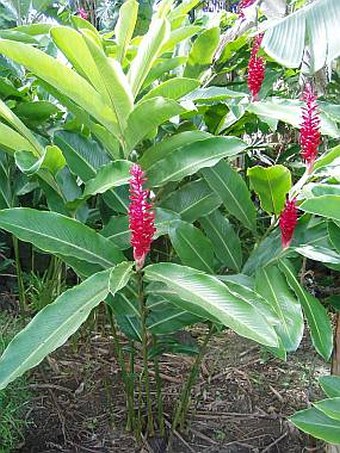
[169,221,215,273]
[142,77,199,101]
[290,407,340,444]
[202,160,256,231]
[144,136,247,187]
[160,179,221,223]
[128,17,169,97]
[320,376,340,398]
[0,39,119,136]
[0,208,125,269]
[0,263,132,390]
[279,259,333,360]
[200,209,242,272]
[115,0,139,63]
[124,97,185,154]
[256,265,303,352]
[300,195,340,222]
[144,262,279,348]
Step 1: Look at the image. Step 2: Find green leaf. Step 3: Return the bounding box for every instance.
[15,145,66,177]
[247,98,339,138]
[255,265,303,352]
[54,131,111,181]
[124,97,185,154]
[142,56,187,89]
[144,263,279,348]
[160,179,221,223]
[320,376,340,398]
[279,259,333,360]
[300,195,340,222]
[161,25,201,53]
[13,100,60,124]
[315,144,340,170]
[140,130,210,169]
[184,27,220,80]
[314,398,340,422]
[295,244,340,265]
[199,210,242,272]
[290,407,340,444]
[0,263,132,390]
[145,136,247,187]
[0,39,118,136]
[0,208,125,271]
[0,122,37,156]
[329,222,340,254]
[67,160,132,209]
[128,17,169,97]
[183,86,246,103]
[115,0,139,63]
[248,165,292,215]
[142,77,199,101]
[202,160,256,231]
[169,220,215,273]
[262,0,340,73]
[83,33,134,131]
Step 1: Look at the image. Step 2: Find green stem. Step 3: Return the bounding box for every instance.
[173,325,215,432]
[137,271,154,436]
[12,236,26,315]
[153,337,165,437]
[106,305,135,432]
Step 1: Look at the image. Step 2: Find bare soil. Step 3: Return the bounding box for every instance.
[3,306,327,453]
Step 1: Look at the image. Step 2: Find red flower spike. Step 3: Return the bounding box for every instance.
[279,198,298,249]
[128,164,156,271]
[247,34,265,101]
[300,82,321,172]
[77,8,89,19]
[239,0,257,18]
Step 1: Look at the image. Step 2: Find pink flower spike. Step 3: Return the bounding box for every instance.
[300,83,321,172]
[279,198,298,249]
[77,8,89,19]
[239,0,257,18]
[128,164,156,271]
[247,34,266,101]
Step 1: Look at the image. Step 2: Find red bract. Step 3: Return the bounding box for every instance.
[247,34,265,101]
[239,0,257,18]
[300,83,321,171]
[77,8,89,19]
[128,164,156,271]
[279,199,298,249]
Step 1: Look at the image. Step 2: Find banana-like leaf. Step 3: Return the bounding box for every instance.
[144,136,247,187]
[262,0,340,73]
[247,98,339,138]
[0,154,11,209]
[0,208,125,270]
[256,264,304,352]
[144,262,280,348]
[0,122,37,156]
[115,0,139,63]
[15,146,66,177]
[279,259,333,360]
[200,210,242,272]
[128,17,170,97]
[0,39,119,137]
[124,96,185,154]
[202,160,257,231]
[169,220,216,273]
[142,77,199,101]
[160,179,221,223]
[0,263,132,390]
[300,195,340,222]
[161,25,201,53]
[290,407,340,444]
[320,376,340,398]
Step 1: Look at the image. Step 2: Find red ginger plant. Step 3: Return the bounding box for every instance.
[128,164,156,271]
[279,198,298,249]
[247,34,266,101]
[300,82,321,172]
[239,0,257,18]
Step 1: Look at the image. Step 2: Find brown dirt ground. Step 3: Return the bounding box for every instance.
[2,301,327,453]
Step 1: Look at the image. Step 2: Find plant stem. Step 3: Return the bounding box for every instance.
[12,236,26,315]
[137,270,154,436]
[106,305,136,432]
[173,325,215,432]
[153,337,165,437]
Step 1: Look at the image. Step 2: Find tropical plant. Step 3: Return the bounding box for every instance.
[0,0,339,445]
